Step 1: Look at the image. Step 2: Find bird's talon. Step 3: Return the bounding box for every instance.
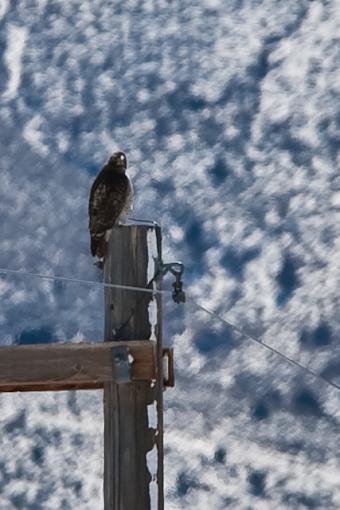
[94,260,104,270]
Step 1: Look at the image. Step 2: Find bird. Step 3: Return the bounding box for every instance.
[88,151,133,261]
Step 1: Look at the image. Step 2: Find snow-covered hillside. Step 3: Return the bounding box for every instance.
[0,0,340,508]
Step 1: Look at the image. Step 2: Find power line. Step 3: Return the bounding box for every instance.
[188,297,340,393]
[0,267,168,295]
[0,266,338,393]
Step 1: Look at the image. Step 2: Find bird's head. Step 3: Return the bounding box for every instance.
[109,152,127,173]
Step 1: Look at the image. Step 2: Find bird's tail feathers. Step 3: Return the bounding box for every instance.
[91,233,107,258]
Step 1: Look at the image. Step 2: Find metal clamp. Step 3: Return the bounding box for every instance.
[111,345,131,384]
[154,259,186,304]
[163,348,175,387]
[171,270,186,304]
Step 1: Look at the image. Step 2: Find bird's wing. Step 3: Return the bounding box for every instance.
[89,173,128,234]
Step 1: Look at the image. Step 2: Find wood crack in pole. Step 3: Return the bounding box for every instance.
[103,224,164,510]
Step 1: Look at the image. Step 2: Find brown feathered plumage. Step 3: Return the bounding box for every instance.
[88,152,133,258]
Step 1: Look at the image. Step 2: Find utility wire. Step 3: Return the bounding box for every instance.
[0,266,339,393]
[188,297,340,392]
[0,267,168,296]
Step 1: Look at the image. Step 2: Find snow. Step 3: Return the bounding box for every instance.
[0,0,340,507]
[2,24,27,102]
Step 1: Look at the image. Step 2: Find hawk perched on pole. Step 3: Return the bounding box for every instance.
[88,151,133,260]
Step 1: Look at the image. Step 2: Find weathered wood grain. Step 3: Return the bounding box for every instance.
[0,341,156,392]
[103,225,154,510]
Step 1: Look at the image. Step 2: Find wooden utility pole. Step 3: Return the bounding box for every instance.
[103,224,164,510]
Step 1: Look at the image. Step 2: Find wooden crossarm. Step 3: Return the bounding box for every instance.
[0,341,156,392]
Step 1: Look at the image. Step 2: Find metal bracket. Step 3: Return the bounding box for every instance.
[154,259,186,304]
[111,345,131,384]
[162,348,175,388]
